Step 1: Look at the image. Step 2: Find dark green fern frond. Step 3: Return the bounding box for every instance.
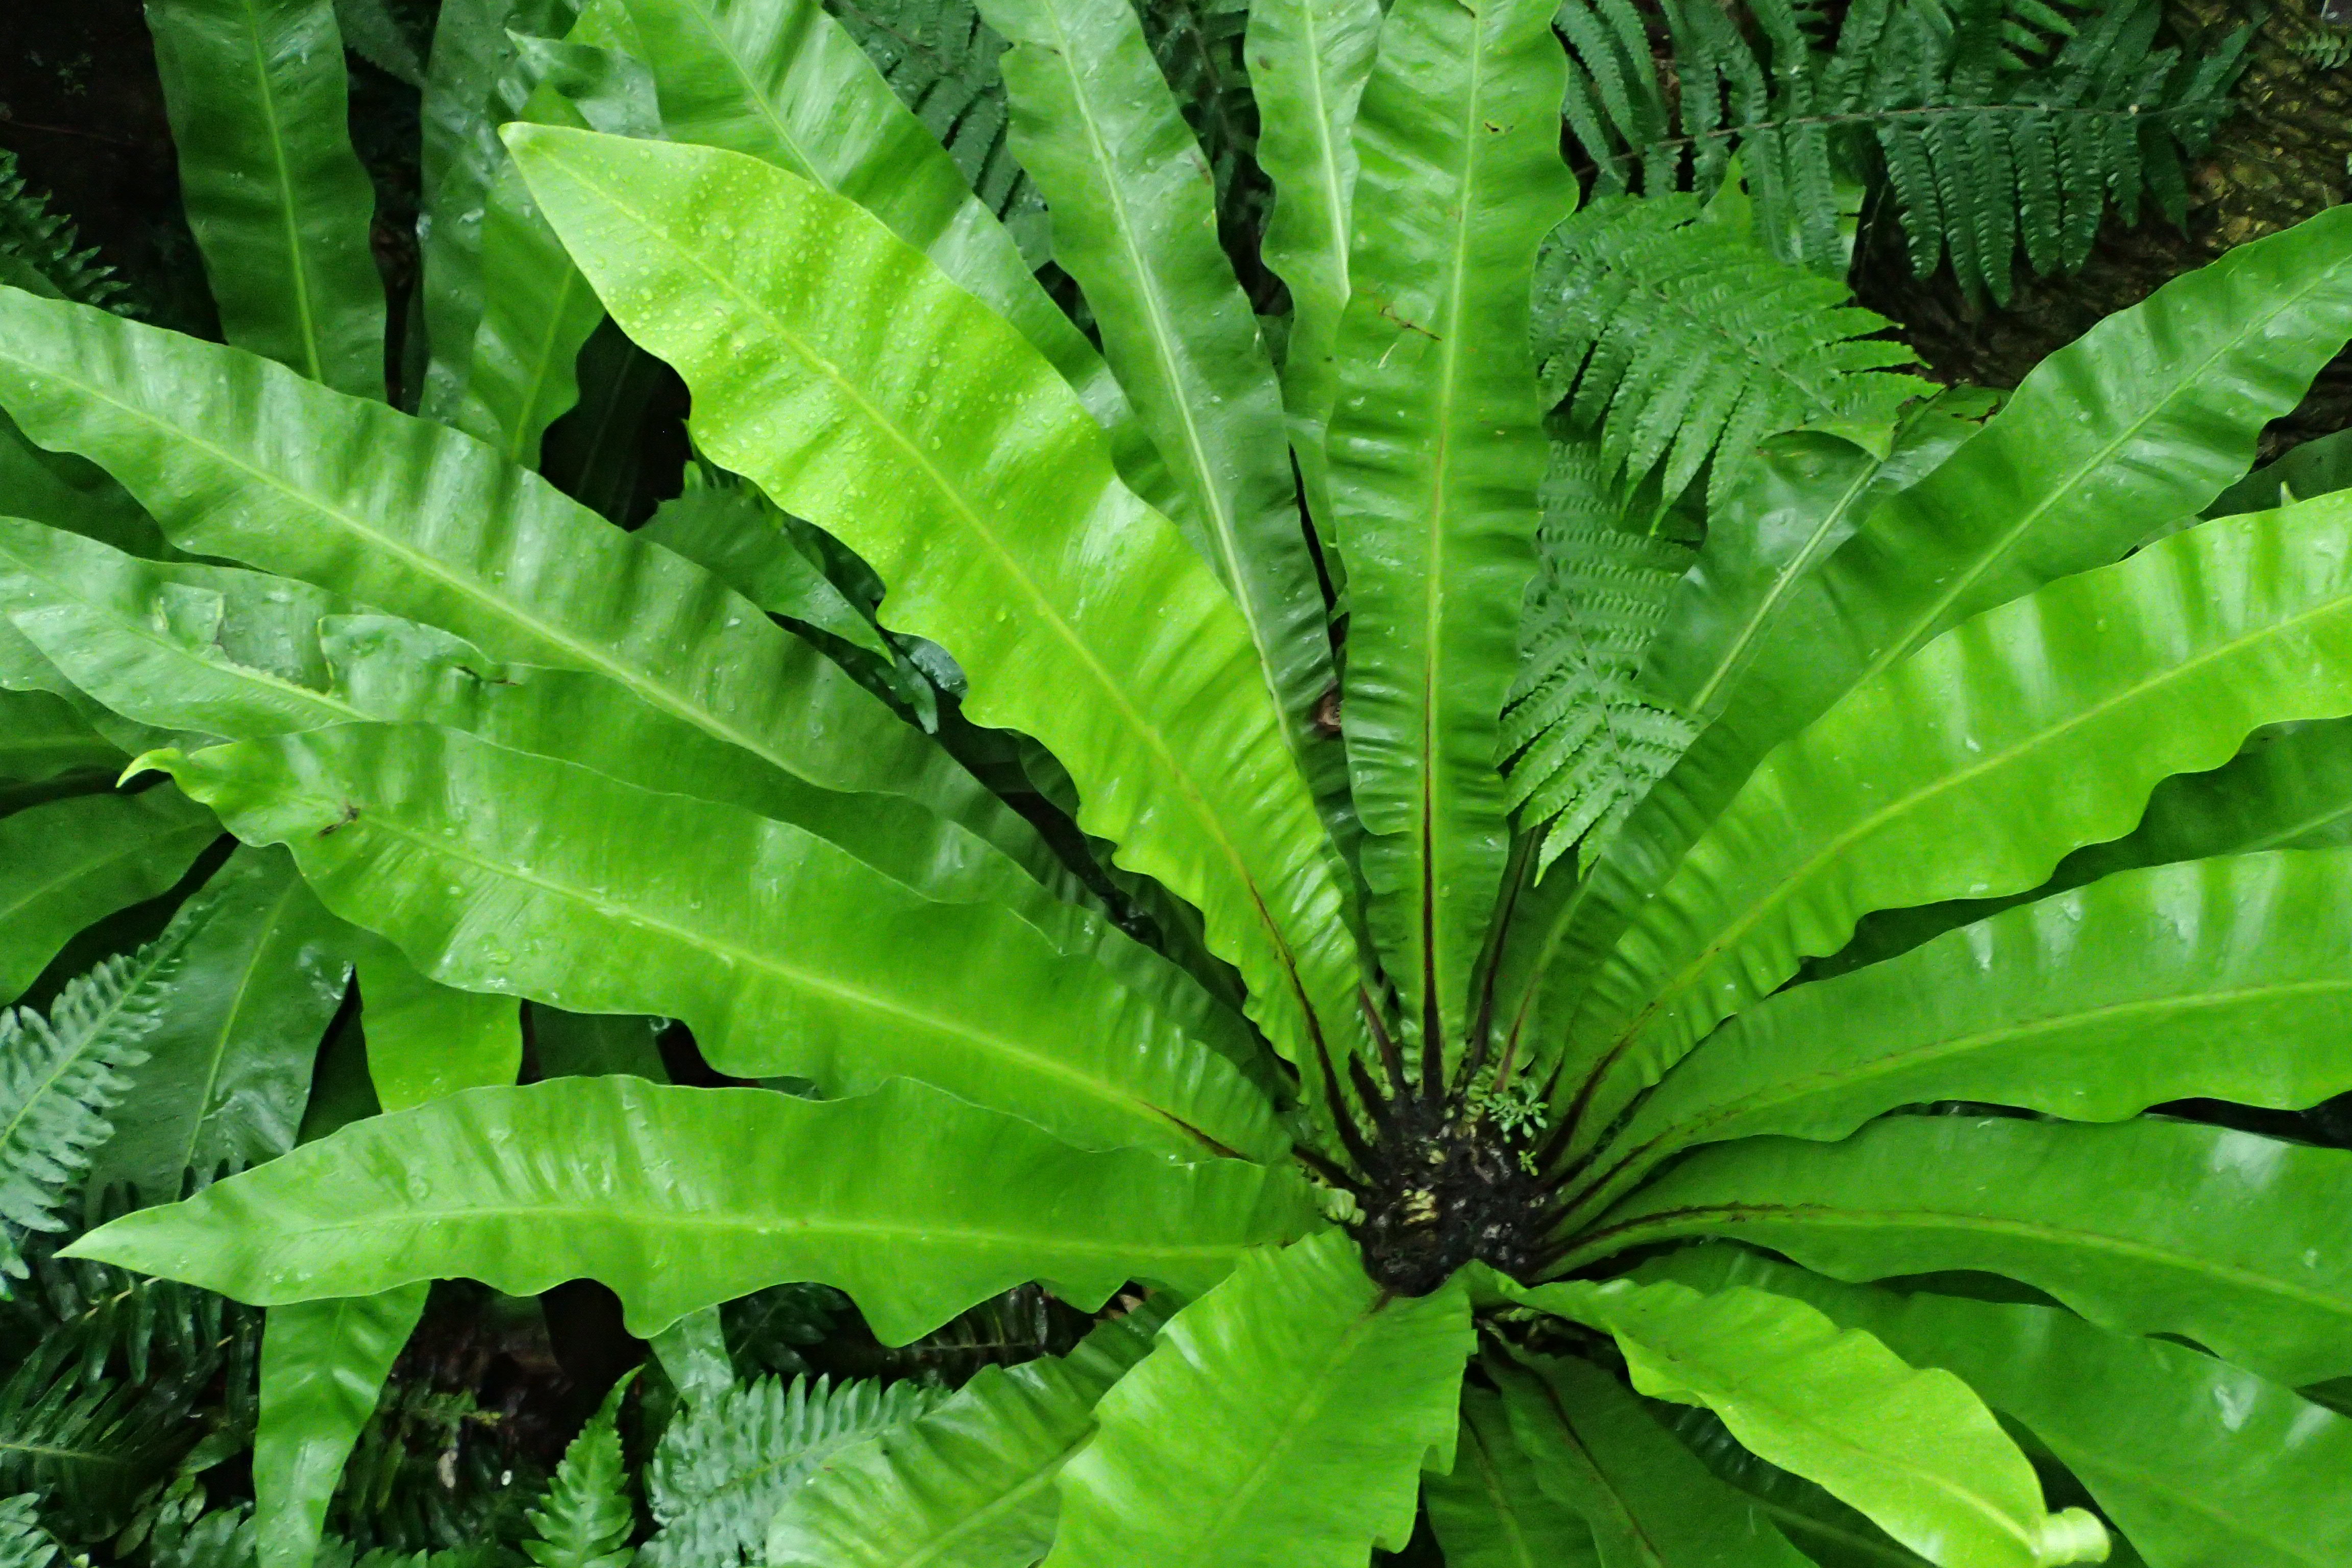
[825,0,1052,266]
[1556,0,2248,300]
[1533,193,1930,504]
[1500,444,1699,877]
[523,1378,636,1568]
[0,1346,213,1541]
[2,1231,259,1415]
[0,940,187,1290]
[0,1495,58,1568]
[0,153,135,315]
[641,1374,948,1568]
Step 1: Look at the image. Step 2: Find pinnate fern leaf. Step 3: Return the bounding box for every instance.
[524,1377,636,1568]
[0,153,135,315]
[1556,0,2247,300]
[1501,445,1698,878]
[1,941,183,1289]
[825,0,1052,266]
[1533,193,1929,505]
[0,1496,57,1568]
[642,1373,948,1568]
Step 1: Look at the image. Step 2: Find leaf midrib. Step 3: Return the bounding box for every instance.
[529,142,1322,1035]
[330,771,1204,1149]
[1860,257,2352,687]
[0,345,822,798]
[1613,569,2352,1071]
[240,0,326,383]
[1571,1202,2352,1324]
[1661,976,2352,1151]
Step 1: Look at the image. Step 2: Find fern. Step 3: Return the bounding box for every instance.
[1533,192,1931,504]
[641,1374,948,1568]
[522,1378,636,1568]
[1555,0,2249,300]
[825,0,1053,267]
[143,1491,258,1568]
[0,1497,58,1568]
[1501,444,1699,877]
[0,941,185,1290]
[0,152,135,315]
[0,1344,215,1541]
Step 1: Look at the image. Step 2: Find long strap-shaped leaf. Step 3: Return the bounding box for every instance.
[508,127,1362,1082]
[1247,0,1380,539]
[971,0,1338,792]
[0,517,1264,1083]
[617,0,1165,506]
[418,0,554,419]
[1045,1230,1471,1568]
[254,1288,427,1568]
[765,1298,1175,1568]
[1637,410,1983,727]
[1656,1244,2352,1568]
[1586,850,2352,1214]
[1423,1387,1600,1568]
[1323,0,1576,1060]
[145,0,387,398]
[0,790,216,1002]
[1487,1349,1817,1568]
[1510,204,2352,1075]
[254,943,523,1568]
[85,845,349,1199]
[1499,1275,2105,1568]
[1563,491,2352,1147]
[1573,1114,2352,1388]
[0,290,956,805]
[0,515,1057,919]
[0,690,115,785]
[1826,711,2352,977]
[143,723,1286,1161]
[454,33,661,466]
[66,1075,1317,1340]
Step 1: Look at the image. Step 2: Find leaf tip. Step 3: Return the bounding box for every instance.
[2036,1508,2111,1565]
[119,747,186,788]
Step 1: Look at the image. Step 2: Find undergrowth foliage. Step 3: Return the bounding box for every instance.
[11,0,2352,1564]
[1557,0,2249,298]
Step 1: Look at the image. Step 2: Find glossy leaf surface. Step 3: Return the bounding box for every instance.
[638,484,885,653]
[510,127,1361,1081]
[1046,1230,1471,1568]
[1423,1386,1600,1568]
[765,1302,1171,1568]
[145,723,1283,1161]
[1570,492,2352,1143]
[1658,1245,2352,1568]
[0,689,116,785]
[1579,1114,2352,1386]
[355,940,525,1112]
[1322,0,1574,1051]
[1606,850,2352,1183]
[66,1076,1318,1339]
[252,1287,428,1568]
[86,845,349,1199]
[1504,1275,2104,1567]
[0,289,970,805]
[1490,1349,1817,1568]
[615,0,1158,493]
[974,0,1337,792]
[1246,0,1379,530]
[1521,207,2352,1075]
[143,0,386,397]
[0,789,215,1001]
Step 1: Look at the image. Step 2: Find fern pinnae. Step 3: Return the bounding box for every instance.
[642,1373,947,1568]
[0,938,189,1289]
[0,1496,56,1568]
[523,1375,636,1568]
